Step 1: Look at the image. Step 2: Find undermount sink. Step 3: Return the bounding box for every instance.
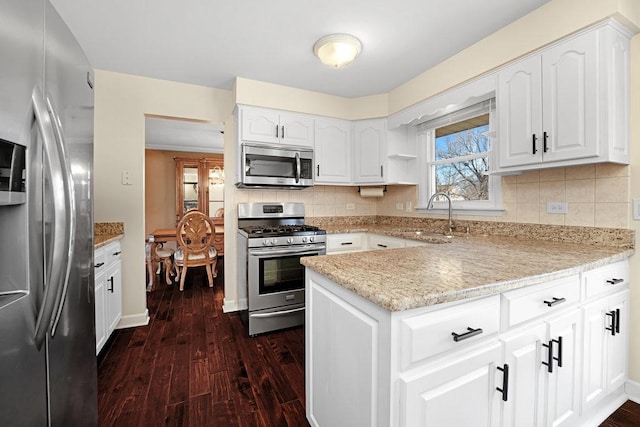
[395,230,454,241]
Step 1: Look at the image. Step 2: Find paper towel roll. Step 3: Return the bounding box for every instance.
[359,187,385,198]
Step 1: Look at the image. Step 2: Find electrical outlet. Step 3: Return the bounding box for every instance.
[121,171,131,185]
[546,202,567,214]
[395,203,404,211]
[405,201,412,212]
[346,203,355,210]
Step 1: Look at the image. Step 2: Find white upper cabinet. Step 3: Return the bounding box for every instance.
[354,119,386,184]
[314,117,352,184]
[497,20,630,171]
[239,106,314,147]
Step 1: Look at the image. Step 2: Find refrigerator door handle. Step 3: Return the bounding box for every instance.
[46,95,76,337]
[31,87,74,348]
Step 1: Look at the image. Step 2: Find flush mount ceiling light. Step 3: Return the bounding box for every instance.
[313,34,362,69]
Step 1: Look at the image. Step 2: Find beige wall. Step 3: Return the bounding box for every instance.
[144,149,223,235]
[94,70,233,327]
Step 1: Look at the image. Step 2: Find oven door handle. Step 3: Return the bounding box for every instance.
[250,307,305,318]
[249,246,325,257]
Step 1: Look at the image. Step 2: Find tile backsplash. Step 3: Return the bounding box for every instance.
[234,163,631,229]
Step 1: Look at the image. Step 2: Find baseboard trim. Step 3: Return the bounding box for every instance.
[116,310,150,329]
[223,298,247,313]
[626,379,640,404]
[580,389,627,427]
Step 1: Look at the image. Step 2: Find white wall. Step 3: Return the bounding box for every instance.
[93,70,233,327]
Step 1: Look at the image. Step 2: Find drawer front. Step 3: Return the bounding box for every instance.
[368,234,405,250]
[502,275,579,328]
[104,241,122,267]
[327,233,365,253]
[582,260,629,300]
[399,295,500,370]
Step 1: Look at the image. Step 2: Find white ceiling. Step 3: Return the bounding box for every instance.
[144,117,224,153]
[50,0,550,99]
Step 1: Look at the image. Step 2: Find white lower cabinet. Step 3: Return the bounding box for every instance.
[94,240,122,355]
[306,259,629,427]
[326,233,427,254]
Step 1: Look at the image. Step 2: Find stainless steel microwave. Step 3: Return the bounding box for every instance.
[237,143,313,189]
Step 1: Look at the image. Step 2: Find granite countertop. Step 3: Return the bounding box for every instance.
[301,234,633,312]
[94,222,124,249]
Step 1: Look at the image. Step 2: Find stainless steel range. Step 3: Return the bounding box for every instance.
[237,202,326,336]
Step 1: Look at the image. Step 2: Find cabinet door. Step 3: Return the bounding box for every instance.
[498,54,543,168]
[354,120,386,184]
[105,260,122,334]
[314,118,351,183]
[94,270,106,354]
[581,298,608,411]
[279,112,314,147]
[544,310,581,427]
[501,324,547,427]
[606,290,628,391]
[399,342,502,427]
[541,30,598,163]
[240,107,279,144]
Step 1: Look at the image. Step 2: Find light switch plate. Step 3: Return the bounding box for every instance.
[121,171,131,185]
[346,203,355,210]
[405,201,412,212]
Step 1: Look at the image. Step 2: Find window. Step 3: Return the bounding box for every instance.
[417,99,502,213]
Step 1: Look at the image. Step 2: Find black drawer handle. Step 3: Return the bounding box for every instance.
[543,297,566,307]
[452,327,483,342]
[377,244,388,248]
[113,251,122,256]
[496,364,509,402]
[95,262,105,268]
[606,278,624,285]
[340,242,353,246]
[542,340,554,373]
[108,277,114,293]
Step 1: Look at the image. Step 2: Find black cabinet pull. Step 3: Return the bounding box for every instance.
[281,125,285,139]
[317,164,320,176]
[95,262,105,269]
[377,244,387,248]
[340,242,353,246]
[543,131,549,152]
[543,297,566,307]
[380,165,383,177]
[553,336,563,368]
[275,125,279,138]
[606,278,624,285]
[532,133,538,154]
[606,310,616,336]
[108,277,114,293]
[496,364,509,402]
[113,251,121,256]
[615,308,620,334]
[451,327,483,342]
[542,340,554,373]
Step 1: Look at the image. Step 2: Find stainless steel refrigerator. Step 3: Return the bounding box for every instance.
[0,0,97,425]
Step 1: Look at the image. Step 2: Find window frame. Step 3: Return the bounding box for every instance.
[416,99,503,215]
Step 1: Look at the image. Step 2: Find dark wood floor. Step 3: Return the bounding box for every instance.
[97,259,309,426]
[97,258,639,426]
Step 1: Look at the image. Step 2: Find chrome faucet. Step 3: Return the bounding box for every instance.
[427,192,455,235]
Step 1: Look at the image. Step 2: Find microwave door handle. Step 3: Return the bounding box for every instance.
[295,152,301,183]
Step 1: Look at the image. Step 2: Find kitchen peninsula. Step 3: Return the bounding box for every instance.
[302,226,633,427]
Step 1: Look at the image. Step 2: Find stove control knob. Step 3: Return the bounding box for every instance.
[301,237,308,243]
[309,236,315,243]
[287,238,294,244]
[262,239,269,246]
[271,239,277,245]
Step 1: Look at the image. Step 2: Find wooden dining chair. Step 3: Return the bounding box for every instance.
[173,210,218,291]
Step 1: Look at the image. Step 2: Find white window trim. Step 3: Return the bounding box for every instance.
[415,99,503,214]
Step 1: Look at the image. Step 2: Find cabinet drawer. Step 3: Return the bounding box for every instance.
[399,295,500,370]
[368,234,405,250]
[582,260,629,300]
[502,275,579,328]
[105,241,122,266]
[327,233,365,253]
[94,247,107,276]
